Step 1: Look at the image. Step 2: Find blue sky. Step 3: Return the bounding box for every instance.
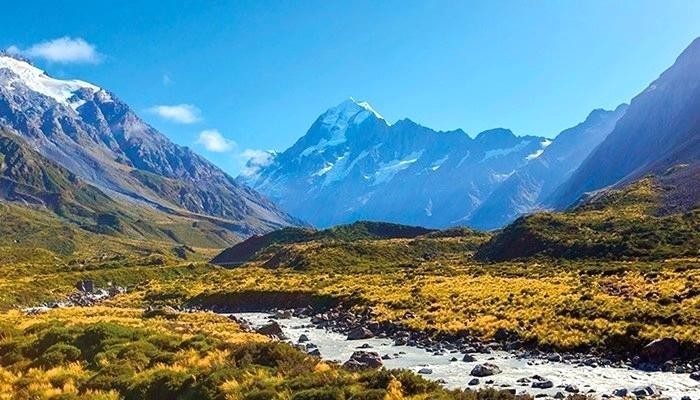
[2,1,699,175]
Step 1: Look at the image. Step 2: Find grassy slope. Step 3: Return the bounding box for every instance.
[0,129,241,254]
[211,221,480,266]
[476,175,700,261]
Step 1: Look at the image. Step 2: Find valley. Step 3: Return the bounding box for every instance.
[1,173,698,398]
[0,13,698,400]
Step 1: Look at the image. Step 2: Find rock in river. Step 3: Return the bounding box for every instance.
[470,363,502,377]
[639,337,679,364]
[343,351,383,371]
[532,379,554,389]
[256,321,287,340]
[347,326,374,340]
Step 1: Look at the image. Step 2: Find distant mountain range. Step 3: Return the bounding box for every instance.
[244,38,700,229]
[0,54,300,249]
[468,105,627,229]
[242,98,551,228]
[241,99,624,229]
[2,35,698,248]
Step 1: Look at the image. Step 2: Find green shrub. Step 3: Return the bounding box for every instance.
[349,389,386,400]
[36,343,82,368]
[292,387,345,400]
[245,389,281,400]
[125,369,194,400]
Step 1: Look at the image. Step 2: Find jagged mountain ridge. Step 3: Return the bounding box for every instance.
[550,37,700,210]
[243,98,550,228]
[0,127,251,249]
[468,104,628,230]
[0,55,300,239]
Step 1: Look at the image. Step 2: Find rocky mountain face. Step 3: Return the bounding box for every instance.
[243,98,549,228]
[468,105,627,230]
[0,54,300,240]
[550,37,700,210]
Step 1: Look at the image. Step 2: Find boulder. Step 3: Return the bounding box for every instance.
[639,337,680,364]
[690,371,700,381]
[274,310,293,319]
[468,378,479,385]
[564,384,579,393]
[75,280,94,293]
[418,368,432,374]
[631,385,660,397]
[470,363,501,377]
[347,326,374,340]
[308,348,321,357]
[343,351,383,371]
[298,334,309,343]
[532,380,554,389]
[256,321,287,339]
[462,354,477,362]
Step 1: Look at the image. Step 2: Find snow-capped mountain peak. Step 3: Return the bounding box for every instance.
[0,55,105,111]
[245,99,550,228]
[321,97,384,125]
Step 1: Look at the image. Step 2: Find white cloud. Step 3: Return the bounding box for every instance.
[239,149,277,177]
[196,129,236,152]
[147,104,201,124]
[7,37,102,64]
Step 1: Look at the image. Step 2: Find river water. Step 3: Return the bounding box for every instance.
[233,313,700,399]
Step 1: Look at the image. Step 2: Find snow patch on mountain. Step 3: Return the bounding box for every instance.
[525,139,553,160]
[322,152,352,186]
[481,140,531,162]
[372,151,423,186]
[0,55,103,111]
[430,155,449,171]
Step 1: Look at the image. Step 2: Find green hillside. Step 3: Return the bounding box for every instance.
[476,171,700,262]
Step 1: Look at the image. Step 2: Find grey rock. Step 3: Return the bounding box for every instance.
[532,380,554,389]
[470,363,501,377]
[343,351,383,371]
[347,326,374,340]
[256,321,287,340]
[564,384,580,393]
[640,338,680,364]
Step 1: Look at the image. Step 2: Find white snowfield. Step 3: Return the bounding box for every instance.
[0,55,105,111]
[235,313,700,399]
